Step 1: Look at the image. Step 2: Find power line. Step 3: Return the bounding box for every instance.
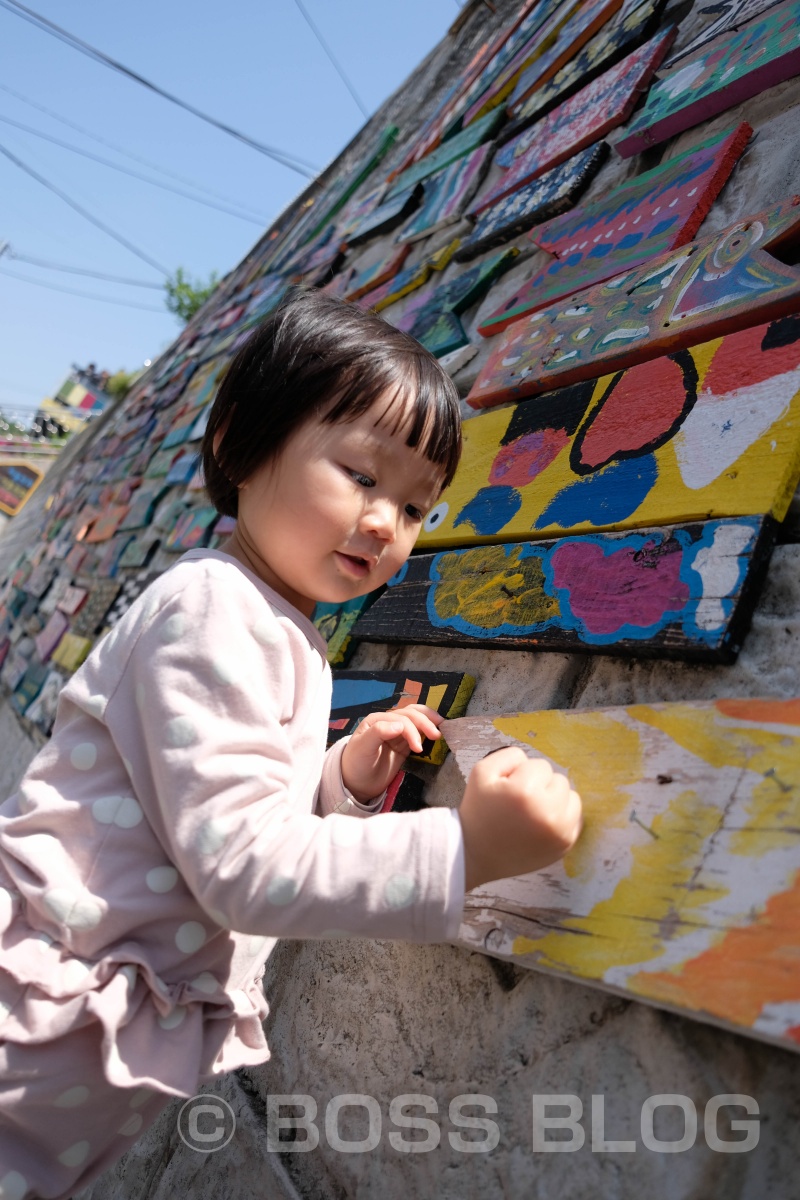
[0,112,268,226]
[0,139,169,275]
[7,250,163,288]
[0,265,166,312]
[292,0,370,120]
[0,0,319,178]
[0,82,272,218]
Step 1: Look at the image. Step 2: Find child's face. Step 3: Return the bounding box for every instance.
[225,389,445,617]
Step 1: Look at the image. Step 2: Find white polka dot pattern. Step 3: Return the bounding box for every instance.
[0,1171,28,1200]
[266,876,299,905]
[146,866,178,893]
[54,1085,90,1108]
[190,971,219,993]
[212,656,245,685]
[62,958,93,990]
[159,613,185,643]
[57,1140,90,1167]
[196,818,226,855]
[253,615,279,645]
[43,888,104,931]
[129,1087,154,1108]
[157,1005,186,1029]
[0,888,13,933]
[70,742,97,771]
[384,874,418,909]
[118,1113,143,1136]
[165,715,196,748]
[175,921,206,954]
[92,795,143,828]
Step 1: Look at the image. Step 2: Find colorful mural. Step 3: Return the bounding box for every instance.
[443,698,800,1056]
[468,197,800,408]
[662,0,784,68]
[417,317,800,548]
[354,516,774,661]
[479,123,752,335]
[617,0,800,155]
[385,109,505,201]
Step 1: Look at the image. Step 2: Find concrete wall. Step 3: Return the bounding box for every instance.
[3,0,800,1195]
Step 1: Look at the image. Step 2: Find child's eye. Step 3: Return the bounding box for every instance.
[348,469,375,487]
[405,505,423,521]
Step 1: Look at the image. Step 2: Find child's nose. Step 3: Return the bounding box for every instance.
[362,499,397,542]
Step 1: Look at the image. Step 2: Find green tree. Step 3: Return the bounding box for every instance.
[164,266,220,323]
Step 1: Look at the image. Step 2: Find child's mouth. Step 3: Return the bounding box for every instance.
[335,551,370,577]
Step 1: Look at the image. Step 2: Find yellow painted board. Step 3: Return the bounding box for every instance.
[417,319,800,549]
[441,698,800,1054]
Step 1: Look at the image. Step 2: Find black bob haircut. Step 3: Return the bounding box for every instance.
[201,285,463,518]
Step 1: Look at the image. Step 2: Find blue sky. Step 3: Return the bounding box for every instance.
[0,0,464,414]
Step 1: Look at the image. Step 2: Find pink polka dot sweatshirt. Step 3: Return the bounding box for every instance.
[0,549,466,1098]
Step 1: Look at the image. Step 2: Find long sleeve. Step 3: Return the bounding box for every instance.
[106,562,459,944]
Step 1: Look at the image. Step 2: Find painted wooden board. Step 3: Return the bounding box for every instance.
[312,590,384,667]
[417,317,800,549]
[455,142,609,264]
[507,0,625,116]
[482,27,676,210]
[385,109,506,203]
[336,184,387,247]
[616,0,800,156]
[662,0,783,69]
[400,249,520,357]
[358,240,461,314]
[467,196,800,408]
[457,0,579,129]
[478,123,752,335]
[70,581,122,638]
[397,145,493,244]
[344,245,412,302]
[353,516,775,662]
[83,505,129,544]
[502,0,669,137]
[442,0,567,135]
[442,698,800,1056]
[347,184,422,247]
[329,670,476,764]
[50,633,92,673]
[164,506,218,552]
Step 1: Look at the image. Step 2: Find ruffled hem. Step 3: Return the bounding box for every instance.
[0,879,270,1099]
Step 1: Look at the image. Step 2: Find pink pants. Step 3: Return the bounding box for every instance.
[0,1016,173,1199]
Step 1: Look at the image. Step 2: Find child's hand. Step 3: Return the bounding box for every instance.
[340,704,443,803]
[459,747,583,891]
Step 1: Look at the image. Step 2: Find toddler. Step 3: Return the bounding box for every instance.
[0,287,581,1197]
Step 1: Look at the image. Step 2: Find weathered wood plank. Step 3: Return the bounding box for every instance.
[346,184,422,247]
[479,122,751,335]
[616,0,800,156]
[442,699,800,1055]
[312,590,384,667]
[454,142,609,264]
[344,244,412,302]
[329,669,476,765]
[501,0,670,139]
[354,517,775,662]
[662,0,782,68]
[468,196,800,408]
[506,0,625,117]
[397,145,493,244]
[384,109,505,202]
[358,240,461,313]
[417,316,800,548]
[482,27,675,210]
[394,248,519,357]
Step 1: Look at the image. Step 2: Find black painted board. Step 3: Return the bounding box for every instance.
[351,517,776,663]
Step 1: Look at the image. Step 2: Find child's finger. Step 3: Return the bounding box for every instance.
[389,703,442,741]
[370,714,424,754]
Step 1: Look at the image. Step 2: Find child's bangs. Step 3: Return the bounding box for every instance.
[322,351,462,489]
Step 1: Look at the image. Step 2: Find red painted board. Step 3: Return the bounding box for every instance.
[616,0,800,156]
[505,0,624,118]
[476,27,675,215]
[467,196,800,409]
[478,123,751,336]
[344,245,411,302]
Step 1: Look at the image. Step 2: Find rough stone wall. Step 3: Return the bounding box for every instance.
[2,0,800,1195]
